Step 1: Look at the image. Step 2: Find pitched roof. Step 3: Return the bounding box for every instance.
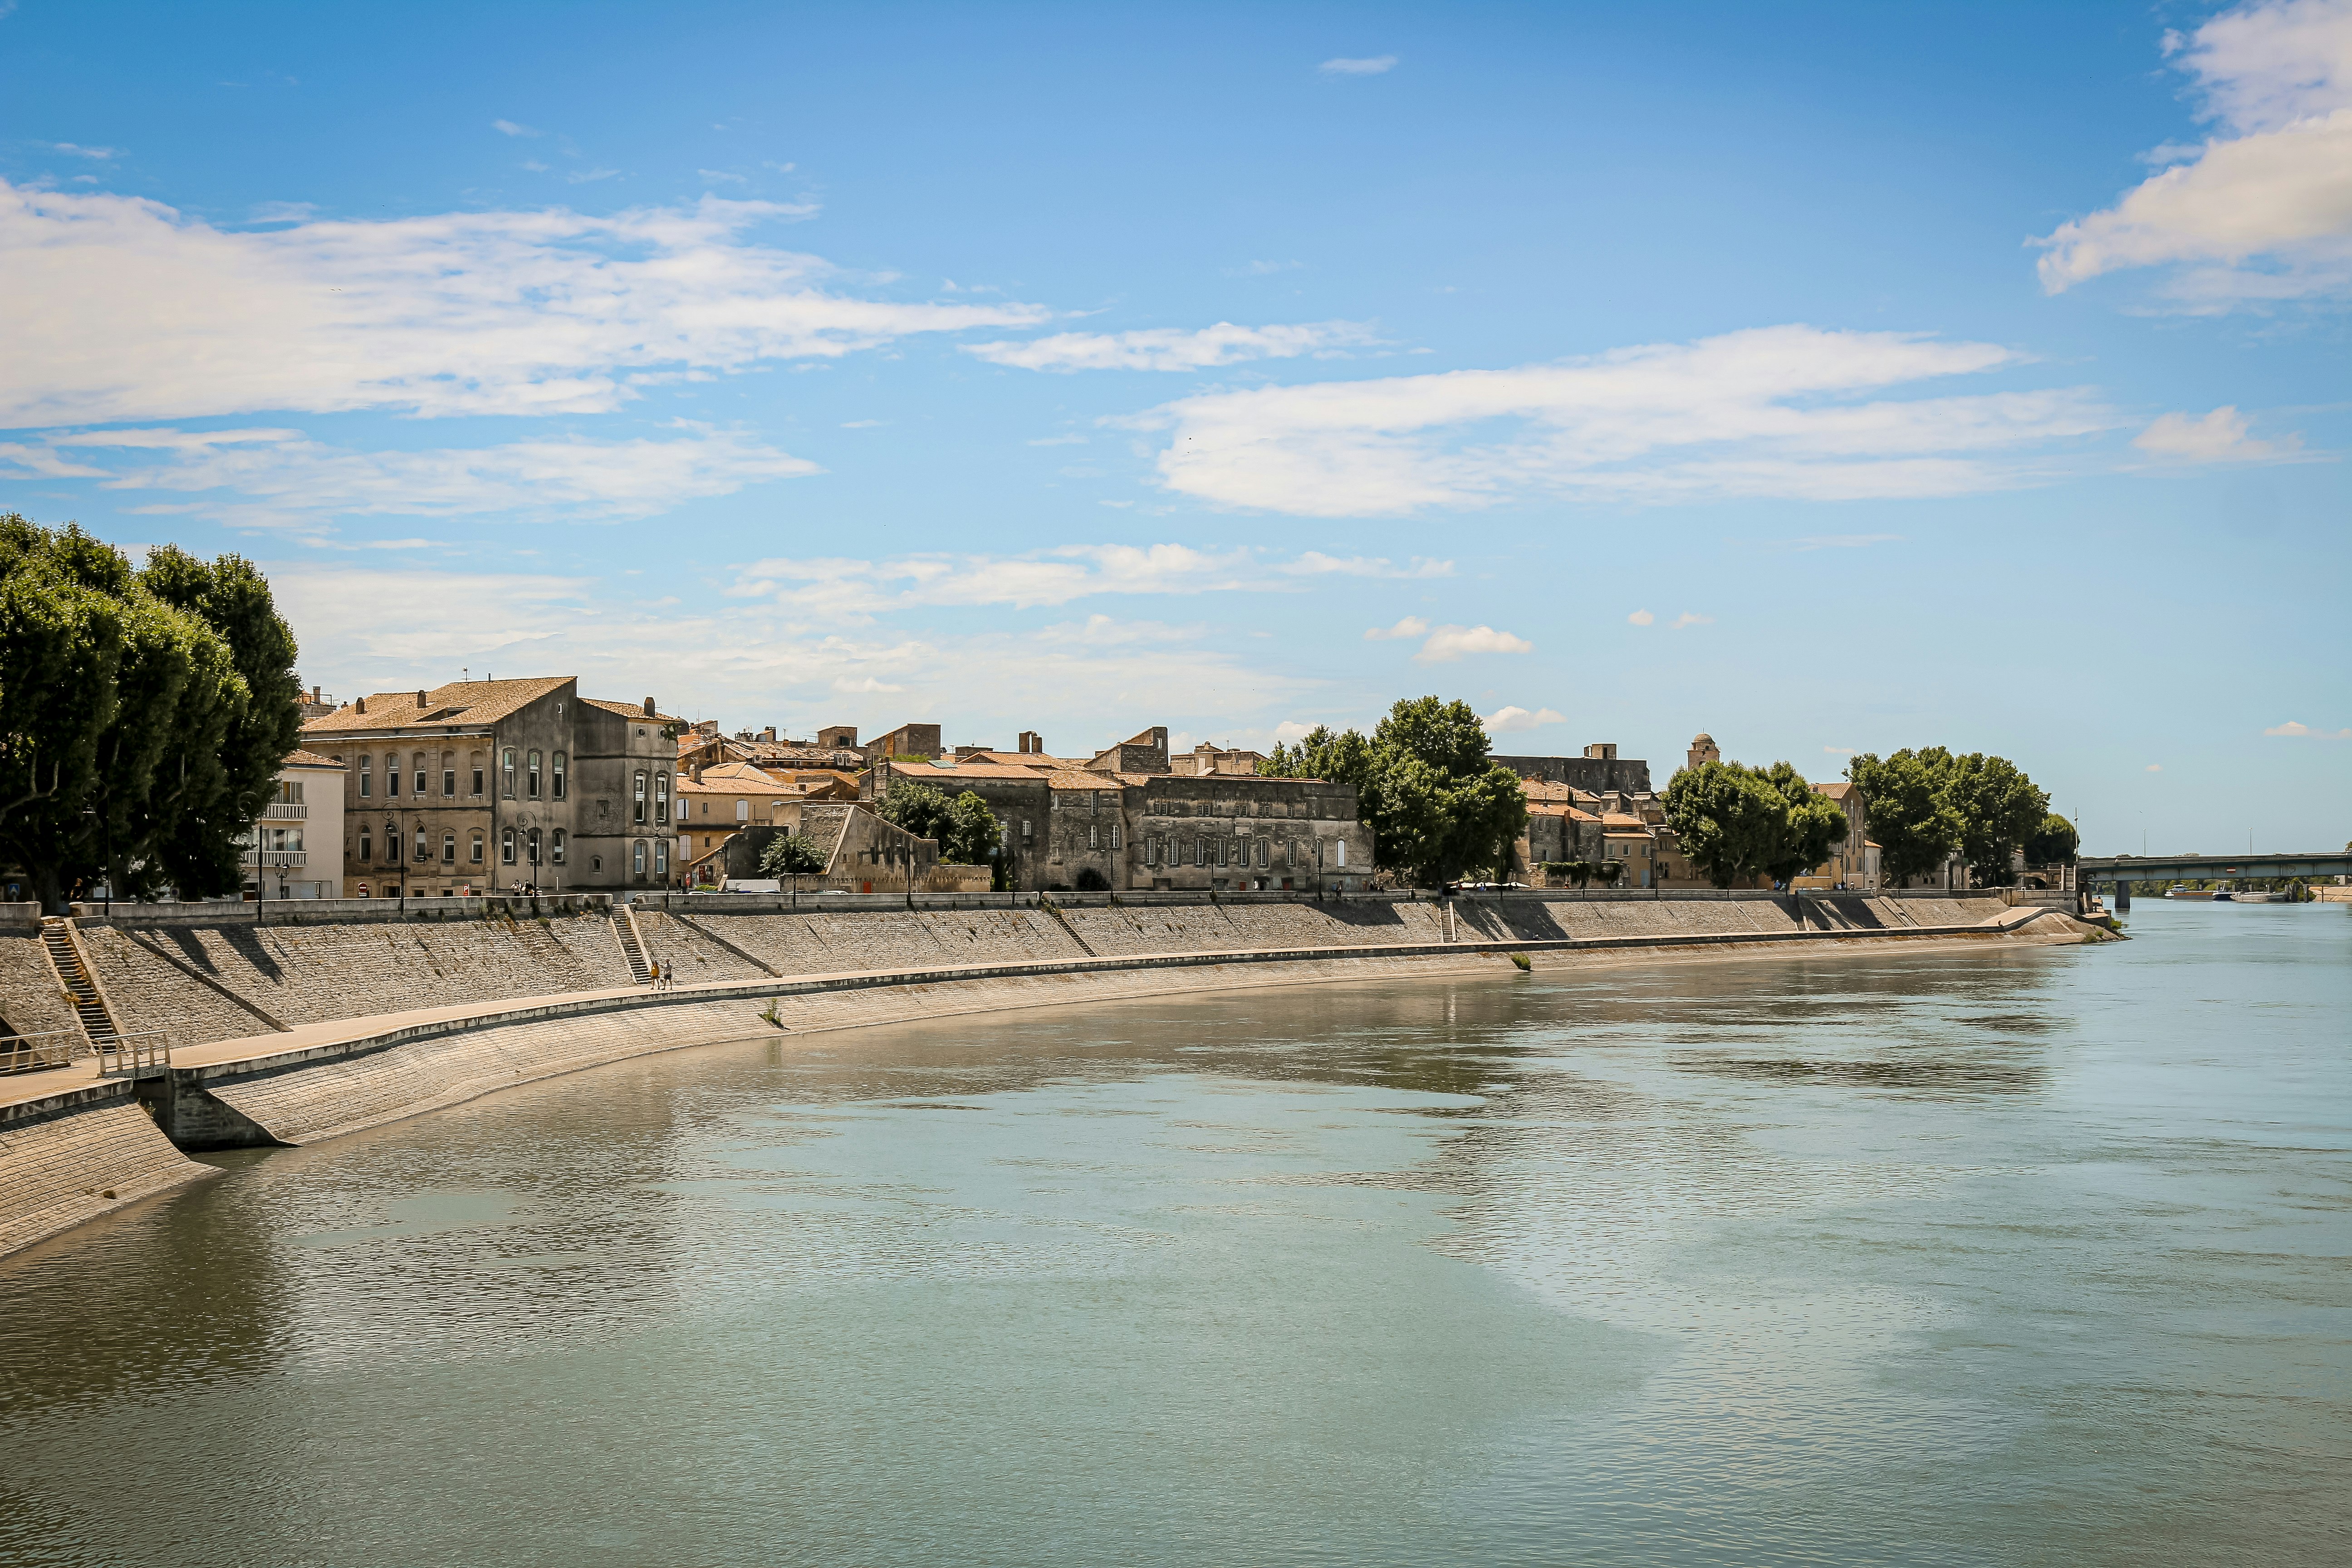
[1814,780,1858,800]
[301,676,571,734]
[282,748,347,769]
[1601,813,1652,831]
[582,697,684,725]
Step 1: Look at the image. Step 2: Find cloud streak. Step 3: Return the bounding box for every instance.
[2132,406,2300,461]
[1120,325,2115,517]
[965,320,1377,372]
[0,181,1046,427]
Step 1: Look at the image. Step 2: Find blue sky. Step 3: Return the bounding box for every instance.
[2,0,2346,853]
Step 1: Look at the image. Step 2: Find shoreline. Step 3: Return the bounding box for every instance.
[0,907,2101,1262]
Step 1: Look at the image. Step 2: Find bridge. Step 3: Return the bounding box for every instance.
[2078,852,2352,909]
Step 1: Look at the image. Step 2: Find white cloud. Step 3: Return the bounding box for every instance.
[727,543,1376,619]
[965,320,1377,372]
[1363,616,1430,641]
[1319,56,1397,75]
[2034,0,2352,306]
[2263,719,2352,735]
[45,142,119,160]
[1668,612,1714,630]
[0,180,1044,427]
[1413,624,1532,663]
[1784,532,1903,549]
[5,425,815,526]
[565,167,622,185]
[2132,406,2299,461]
[1280,552,1450,578]
[1117,325,2116,517]
[492,119,540,137]
[1484,705,1566,734]
[697,169,748,185]
[1627,609,1655,626]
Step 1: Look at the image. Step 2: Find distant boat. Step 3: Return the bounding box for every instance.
[2166,885,2217,900]
[2232,891,2278,903]
[2211,891,2235,902]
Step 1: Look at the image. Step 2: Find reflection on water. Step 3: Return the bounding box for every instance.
[1,902,2346,1567]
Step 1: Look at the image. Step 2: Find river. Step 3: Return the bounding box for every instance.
[2,902,2345,1566]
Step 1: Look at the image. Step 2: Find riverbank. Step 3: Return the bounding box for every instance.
[0,894,2104,1260]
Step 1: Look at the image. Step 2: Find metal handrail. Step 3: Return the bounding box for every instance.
[90,1029,170,1078]
[0,1029,83,1075]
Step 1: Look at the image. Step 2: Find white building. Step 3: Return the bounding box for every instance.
[242,749,347,900]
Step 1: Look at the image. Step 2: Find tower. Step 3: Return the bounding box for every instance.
[1687,733,1720,770]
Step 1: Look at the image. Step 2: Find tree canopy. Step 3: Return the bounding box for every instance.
[1260,696,1527,886]
[2024,812,2079,866]
[0,516,300,911]
[1847,747,2049,886]
[873,779,1003,866]
[1661,758,1848,888]
[757,833,827,877]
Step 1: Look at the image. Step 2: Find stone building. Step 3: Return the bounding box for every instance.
[300,678,681,897]
[866,725,1372,893]
[1168,742,1267,777]
[862,722,943,764]
[703,802,946,893]
[1490,741,1652,794]
[1799,781,1881,890]
[240,749,347,901]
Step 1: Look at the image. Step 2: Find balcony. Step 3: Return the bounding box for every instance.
[262,801,309,819]
[240,849,307,868]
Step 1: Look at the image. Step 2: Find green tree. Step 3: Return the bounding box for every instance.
[758,833,827,877]
[1258,699,1526,887]
[1934,750,2049,878]
[1661,761,1779,887]
[0,517,299,911]
[2024,813,2079,866]
[875,779,1003,866]
[1756,760,1852,887]
[1847,750,1963,886]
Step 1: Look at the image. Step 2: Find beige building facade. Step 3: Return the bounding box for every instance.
[240,749,347,901]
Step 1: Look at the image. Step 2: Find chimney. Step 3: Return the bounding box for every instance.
[310,685,320,704]
[1018,730,1043,755]
[761,725,776,743]
[416,689,428,709]
[643,696,657,717]
[354,696,366,715]
[692,764,705,784]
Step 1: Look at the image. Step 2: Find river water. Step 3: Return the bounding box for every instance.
[2,903,2345,1567]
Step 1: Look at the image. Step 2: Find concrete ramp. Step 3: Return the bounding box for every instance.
[0,1092,215,1258]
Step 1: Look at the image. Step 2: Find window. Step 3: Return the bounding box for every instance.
[414,828,428,862]
[552,829,566,865]
[1196,837,1208,866]
[1336,839,1346,868]
[632,840,647,876]
[470,833,484,864]
[655,839,669,875]
[358,827,372,861]
[382,819,397,861]
[502,749,517,798]
[358,755,372,798]
[527,827,541,865]
[1021,819,1033,841]
[1257,838,1269,867]
[441,832,456,864]
[386,760,400,799]
[471,759,485,797]
[735,799,748,822]
[1088,824,1099,850]
[552,751,566,800]
[528,750,542,799]
[655,772,670,825]
[443,765,456,798]
[501,828,516,865]
[413,755,427,796]
[1111,824,1122,851]
[633,771,647,824]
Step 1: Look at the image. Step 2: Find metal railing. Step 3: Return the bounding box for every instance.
[90,1030,170,1078]
[0,1029,82,1075]
[261,801,309,819]
[240,849,307,867]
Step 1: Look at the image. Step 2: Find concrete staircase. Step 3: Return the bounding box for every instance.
[41,916,124,1047]
[612,906,653,985]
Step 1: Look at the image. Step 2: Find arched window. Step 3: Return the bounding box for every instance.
[358,826,372,861]
[552,752,566,800]
[441,832,456,863]
[1256,838,1269,867]
[655,772,670,825]
[414,827,428,862]
[470,754,485,796]
[632,840,647,877]
[383,819,398,861]
[502,749,517,798]
[501,828,516,865]
[633,772,647,824]
[551,829,566,865]
[527,827,542,865]
[384,756,399,798]
[470,832,484,864]
[655,838,669,876]
[357,755,372,798]
[413,753,427,796]
[527,750,542,799]
[441,753,456,797]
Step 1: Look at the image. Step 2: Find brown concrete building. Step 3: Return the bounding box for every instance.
[301,678,681,896]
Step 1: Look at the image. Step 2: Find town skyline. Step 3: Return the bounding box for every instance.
[3,1,2345,853]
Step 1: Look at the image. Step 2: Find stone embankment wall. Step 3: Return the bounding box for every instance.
[0,1088,214,1257]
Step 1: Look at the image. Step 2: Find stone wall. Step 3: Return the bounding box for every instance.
[0,1090,215,1256]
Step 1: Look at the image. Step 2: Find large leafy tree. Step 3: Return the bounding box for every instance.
[1932,749,2049,876]
[1662,759,1847,888]
[758,833,828,877]
[1261,697,1527,886]
[1847,750,1963,884]
[2024,813,2079,867]
[0,517,299,911]
[874,779,1004,865]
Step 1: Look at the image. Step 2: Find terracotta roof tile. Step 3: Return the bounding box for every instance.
[282,748,347,769]
[301,676,571,733]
